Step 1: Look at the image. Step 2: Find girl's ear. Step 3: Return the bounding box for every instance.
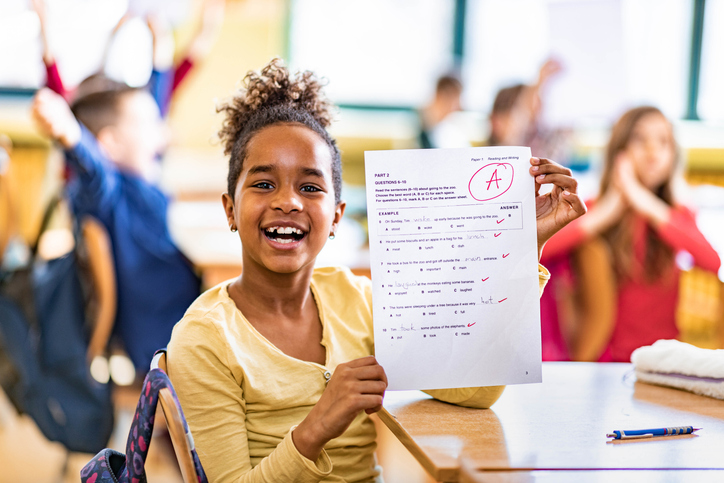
[221,193,236,231]
[331,201,346,235]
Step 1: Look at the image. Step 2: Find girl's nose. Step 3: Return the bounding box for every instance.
[272,186,303,213]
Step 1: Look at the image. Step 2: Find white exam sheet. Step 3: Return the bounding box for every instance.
[365,146,541,390]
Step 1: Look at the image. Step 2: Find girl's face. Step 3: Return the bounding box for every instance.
[624,113,676,190]
[223,123,344,276]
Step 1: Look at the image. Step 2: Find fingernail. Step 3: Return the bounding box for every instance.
[563,190,570,196]
[537,174,546,179]
[531,166,539,172]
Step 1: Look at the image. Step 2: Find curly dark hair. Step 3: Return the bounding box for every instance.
[218,58,342,204]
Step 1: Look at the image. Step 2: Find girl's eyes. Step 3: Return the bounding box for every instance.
[251,182,323,193]
[253,182,274,190]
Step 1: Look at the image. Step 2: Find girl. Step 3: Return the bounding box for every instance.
[167,58,585,482]
[541,106,721,362]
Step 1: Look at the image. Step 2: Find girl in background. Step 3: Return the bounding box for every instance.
[541,106,720,362]
[166,59,585,482]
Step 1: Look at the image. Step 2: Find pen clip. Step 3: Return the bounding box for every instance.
[606,432,654,440]
[619,432,654,440]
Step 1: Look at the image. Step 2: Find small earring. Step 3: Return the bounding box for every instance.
[230,226,238,233]
[329,233,335,240]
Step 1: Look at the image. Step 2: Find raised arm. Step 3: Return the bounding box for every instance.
[32,0,68,98]
[172,0,225,92]
[146,14,176,116]
[31,88,119,213]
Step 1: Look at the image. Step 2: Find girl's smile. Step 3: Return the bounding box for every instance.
[223,123,345,275]
[262,222,308,247]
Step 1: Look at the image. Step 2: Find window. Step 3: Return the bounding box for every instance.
[462,0,692,123]
[289,0,456,107]
[698,0,724,122]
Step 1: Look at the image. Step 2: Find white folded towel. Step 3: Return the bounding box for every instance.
[631,339,724,400]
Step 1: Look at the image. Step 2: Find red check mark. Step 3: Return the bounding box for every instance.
[481,277,489,282]
[502,253,510,258]
[498,298,508,303]
[494,232,501,237]
[467,322,476,327]
[497,218,505,224]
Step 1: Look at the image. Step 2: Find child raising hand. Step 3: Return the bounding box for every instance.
[167,59,585,482]
[31,84,200,372]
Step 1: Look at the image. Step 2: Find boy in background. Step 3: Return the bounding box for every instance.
[31,83,200,372]
[418,74,467,149]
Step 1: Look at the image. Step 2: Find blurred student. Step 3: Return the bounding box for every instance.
[166,59,585,482]
[418,74,468,148]
[541,106,721,362]
[32,0,224,114]
[30,84,201,372]
[488,59,569,160]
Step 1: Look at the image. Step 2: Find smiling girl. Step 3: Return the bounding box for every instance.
[541,106,721,362]
[167,59,585,483]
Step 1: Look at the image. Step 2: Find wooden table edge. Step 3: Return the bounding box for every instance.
[377,407,459,482]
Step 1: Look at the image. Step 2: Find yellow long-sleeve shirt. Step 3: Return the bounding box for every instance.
[167,265,550,483]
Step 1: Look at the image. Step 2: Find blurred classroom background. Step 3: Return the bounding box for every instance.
[1,0,723,481]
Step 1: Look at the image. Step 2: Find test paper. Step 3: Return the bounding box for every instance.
[365,147,542,391]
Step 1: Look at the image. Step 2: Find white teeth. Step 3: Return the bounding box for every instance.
[265,226,303,235]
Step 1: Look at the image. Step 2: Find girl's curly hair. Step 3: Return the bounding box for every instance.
[218,58,342,203]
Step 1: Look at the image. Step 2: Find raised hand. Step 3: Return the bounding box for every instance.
[530,157,587,259]
[147,13,175,70]
[292,356,387,461]
[31,88,81,148]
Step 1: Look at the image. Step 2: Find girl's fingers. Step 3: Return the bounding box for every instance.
[350,364,388,384]
[561,191,587,216]
[345,355,379,368]
[355,380,388,396]
[356,394,384,412]
[530,160,572,177]
[530,158,577,195]
[534,173,578,193]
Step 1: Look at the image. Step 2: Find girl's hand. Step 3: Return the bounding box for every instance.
[530,157,587,259]
[614,153,670,226]
[579,183,627,237]
[31,88,81,149]
[613,153,645,201]
[292,356,387,462]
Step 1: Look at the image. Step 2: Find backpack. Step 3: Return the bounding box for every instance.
[0,197,114,454]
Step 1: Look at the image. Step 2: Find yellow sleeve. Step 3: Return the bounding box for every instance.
[167,313,332,483]
[423,264,550,409]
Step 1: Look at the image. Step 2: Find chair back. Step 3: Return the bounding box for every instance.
[151,351,200,483]
[81,216,117,362]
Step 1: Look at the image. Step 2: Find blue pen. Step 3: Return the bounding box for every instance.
[607,426,700,440]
